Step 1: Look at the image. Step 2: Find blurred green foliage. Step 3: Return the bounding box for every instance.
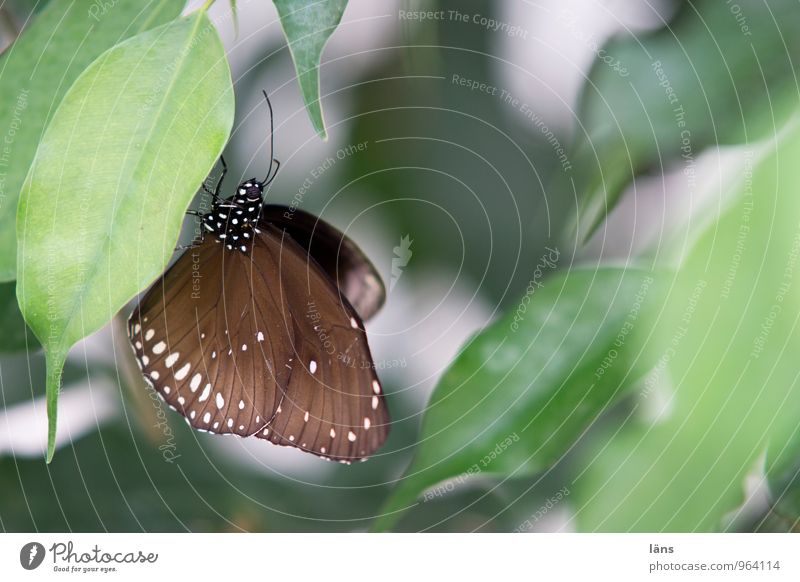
[571,0,800,239]
[1,0,800,532]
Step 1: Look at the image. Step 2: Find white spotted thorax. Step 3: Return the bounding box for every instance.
[202,178,264,252]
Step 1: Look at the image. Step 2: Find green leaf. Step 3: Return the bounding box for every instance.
[572,124,800,531]
[0,0,185,282]
[572,0,800,240]
[373,264,663,531]
[0,281,39,352]
[16,11,234,462]
[273,0,347,139]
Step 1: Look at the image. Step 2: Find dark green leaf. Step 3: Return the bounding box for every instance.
[373,265,662,531]
[0,281,38,351]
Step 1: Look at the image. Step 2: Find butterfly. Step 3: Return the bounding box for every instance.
[127,92,389,463]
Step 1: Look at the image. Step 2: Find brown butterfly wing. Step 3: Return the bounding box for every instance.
[260,205,386,322]
[128,238,287,436]
[252,224,390,462]
[128,220,390,461]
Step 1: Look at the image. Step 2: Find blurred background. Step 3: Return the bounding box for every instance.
[1,0,798,532]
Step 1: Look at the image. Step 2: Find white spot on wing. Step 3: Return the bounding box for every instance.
[203,412,211,424]
[372,380,381,394]
[257,332,264,342]
[145,329,155,341]
[350,317,358,328]
[198,383,212,402]
[164,352,179,366]
[190,373,202,392]
[348,431,357,442]
[153,341,166,355]
[330,428,336,438]
[364,417,371,429]
[372,395,379,410]
[174,362,191,380]
[309,360,317,374]
[238,400,245,410]
[215,393,224,409]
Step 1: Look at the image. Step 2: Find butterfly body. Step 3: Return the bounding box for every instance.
[128,178,390,462]
[202,178,264,252]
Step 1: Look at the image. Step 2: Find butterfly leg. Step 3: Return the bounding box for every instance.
[198,156,227,203]
[175,210,209,252]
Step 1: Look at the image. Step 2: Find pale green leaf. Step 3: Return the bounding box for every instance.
[572,124,800,531]
[16,12,234,462]
[0,0,185,281]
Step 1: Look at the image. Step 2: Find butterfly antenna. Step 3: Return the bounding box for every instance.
[262,90,280,184]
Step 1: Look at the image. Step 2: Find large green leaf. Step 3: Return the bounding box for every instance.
[373,266,663,531]
[0,0,185,282]
[273,0,347,139]
[572,0,800,239]
[16,11,234,462]
[572,124,800,531]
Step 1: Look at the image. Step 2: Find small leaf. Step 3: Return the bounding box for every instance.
[572,0,800,240]
[273,0,347,139]
[16,12,234,462]
[0,281,39,352]
[230,0,239,37]
[0,0,185,282]
[373,265,662,531]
